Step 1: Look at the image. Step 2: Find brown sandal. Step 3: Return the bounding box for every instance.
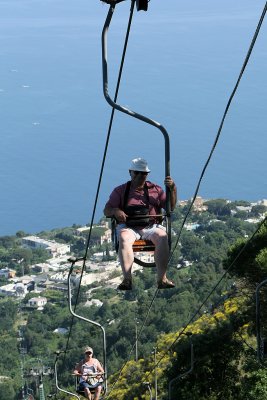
[117,278,132,291]
[157,279,175,289]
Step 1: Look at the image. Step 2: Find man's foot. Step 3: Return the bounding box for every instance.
[157,279,175,289]
[117,277,132,290]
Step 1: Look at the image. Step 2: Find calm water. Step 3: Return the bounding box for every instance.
[0,0,266,236]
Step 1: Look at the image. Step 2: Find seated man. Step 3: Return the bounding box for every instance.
[104,157,177,290]
[73,346,104,400]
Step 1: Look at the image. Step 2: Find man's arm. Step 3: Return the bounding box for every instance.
[104,206,128,222]
[170,184,177,211]
[104,185,128,222]
[164,176,177,211]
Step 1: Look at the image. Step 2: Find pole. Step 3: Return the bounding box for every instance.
[153,347,157,400]
[135,320,139,362]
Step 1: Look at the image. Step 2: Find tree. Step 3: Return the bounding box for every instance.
[204,199,232,217]
[0,381,16,400]
[16,230,27,238]
[250,205,267,217]
[224,220,267,286]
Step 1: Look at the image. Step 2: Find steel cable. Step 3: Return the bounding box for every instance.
[62,0,136,361]
[168,1,267,264]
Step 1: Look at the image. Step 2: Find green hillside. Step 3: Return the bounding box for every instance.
[0,199,266,399]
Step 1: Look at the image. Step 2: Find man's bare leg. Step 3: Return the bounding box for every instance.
[118,228,136,279]
[150,229,169,281]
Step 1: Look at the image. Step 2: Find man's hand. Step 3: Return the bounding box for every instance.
[164,176,176,191]
[114,209,128,222]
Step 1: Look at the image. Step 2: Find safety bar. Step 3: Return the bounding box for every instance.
[67,262,107,393]
[101,3,172,248]
[168,333,194,400]
[256,279,267,362]
[54,352,80,400]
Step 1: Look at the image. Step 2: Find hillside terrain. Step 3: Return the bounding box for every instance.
[0,198,266,399]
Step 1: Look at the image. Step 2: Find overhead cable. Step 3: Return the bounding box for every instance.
[62,0,136,360]
[145,217,267,381]
[169,1,267,263]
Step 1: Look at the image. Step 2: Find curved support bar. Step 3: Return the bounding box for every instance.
[143,382,153,400]
[168,339,194,400]
[67,266,107,393]
[101,4,172,246]
[133,257,156,268]
[54,357,80,400]
[256,279,267,361]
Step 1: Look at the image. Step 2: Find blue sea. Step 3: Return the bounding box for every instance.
[0,0,266,236]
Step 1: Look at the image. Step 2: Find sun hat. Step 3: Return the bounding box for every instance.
[84,346,93,354]
[129,158,150,173]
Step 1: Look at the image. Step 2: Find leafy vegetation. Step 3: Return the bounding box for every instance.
[0,199,266,399]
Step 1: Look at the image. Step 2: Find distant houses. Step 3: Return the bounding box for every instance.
[179,196,208,212]
[0,273,34,297]
[0,198,266,305]
[75,222,112,246]
[21,236,70,257]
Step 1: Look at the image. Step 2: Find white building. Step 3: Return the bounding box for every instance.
[75,226,90,235]
[50,271,69,284]
[85,299,103,307]
[22,236,70,257]
[27,296,47,309]
[0,282,27,297]
[0,283,17,297]
[100,229,112,245]
[0,268,16,279]
[75,225,112,245]
[31,263,50,273]
[53,327,68,335]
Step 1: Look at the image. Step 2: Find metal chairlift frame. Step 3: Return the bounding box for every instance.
[67,262,108,394]
[256,279,267,362]
[54,352,81,400]
[168,334,194,400]
[101,1,172,267]
[74,372,105,398]
[143,382,153,400]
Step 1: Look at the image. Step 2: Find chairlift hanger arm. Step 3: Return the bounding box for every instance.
[67,263,108,392]
[256,279,267,362]
[101,4,171,218]
[54,357,80,400]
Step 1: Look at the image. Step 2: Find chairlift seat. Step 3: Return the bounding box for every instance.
[75,374,104,398]
[110,217,157,267]
[132,239,155,252]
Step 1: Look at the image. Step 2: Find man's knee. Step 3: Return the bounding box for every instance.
[119,229,135,245]
[151,229,168,245]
